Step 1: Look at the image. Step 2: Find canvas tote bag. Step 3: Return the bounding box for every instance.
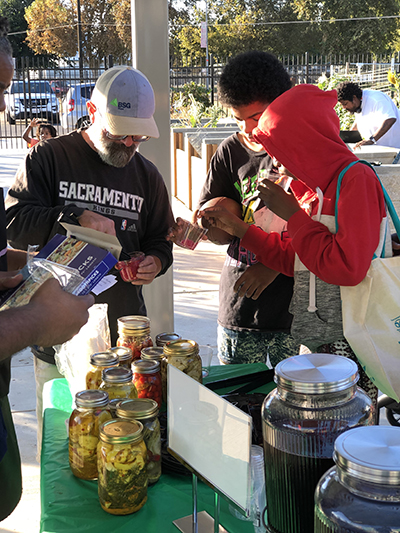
[338,160,400,402]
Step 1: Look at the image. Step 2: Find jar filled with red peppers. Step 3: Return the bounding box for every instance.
[132,360,162,408]
[109,346,133,369]
[116,315,153,361]
[116,398,161,484]
[86,352,119,390]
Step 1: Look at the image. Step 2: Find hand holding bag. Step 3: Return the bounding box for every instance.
[338,161,400,401]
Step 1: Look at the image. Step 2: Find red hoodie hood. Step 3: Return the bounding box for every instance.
[253,84,359,194]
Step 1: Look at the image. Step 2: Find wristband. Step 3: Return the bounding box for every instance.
[369,136,377,144]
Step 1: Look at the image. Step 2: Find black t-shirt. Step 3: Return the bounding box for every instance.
[197,134,294,333]
[0,191,11,397]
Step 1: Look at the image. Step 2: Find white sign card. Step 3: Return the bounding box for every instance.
[168,365,252,511]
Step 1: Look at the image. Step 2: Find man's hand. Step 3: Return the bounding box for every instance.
[166,218,187,244]
[7,249,28,271]
[0,270,23,291]
[130,255,162,285]
[257,179,301,221]
[354,139,374,149]
[198,207,249,239]
[234,263,279,300]
[29,278,94,346]
[77,210,116,236]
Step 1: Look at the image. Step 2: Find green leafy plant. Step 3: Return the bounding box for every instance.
[171,82,227,127]
[388,70,400,107]
[317,73,355,131]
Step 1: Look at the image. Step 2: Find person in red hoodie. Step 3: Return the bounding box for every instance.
[200,84,391,404]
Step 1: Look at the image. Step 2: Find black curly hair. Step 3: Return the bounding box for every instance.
[217,51,292,108]
[336,82,362,102]
[0,16,12,57]
[36,122,57,139]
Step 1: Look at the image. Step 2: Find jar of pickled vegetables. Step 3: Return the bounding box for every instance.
[132,360,162,407]
[69,390,112,480]
[97,419,148,515]
[117,315,153,361]
[109,346,133,369]
[116,398,162,484]
[155,332,182,347]
[108,398,124,418]
[161,339,202,403]
[86,351,119,390]
[141,346,164,363]
[99,367,138,400]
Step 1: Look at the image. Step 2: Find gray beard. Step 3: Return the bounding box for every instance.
[92,131,137,168]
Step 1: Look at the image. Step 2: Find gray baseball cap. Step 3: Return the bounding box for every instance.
[91,65,159,138]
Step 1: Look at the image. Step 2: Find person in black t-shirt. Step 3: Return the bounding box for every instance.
[195,51,300,366]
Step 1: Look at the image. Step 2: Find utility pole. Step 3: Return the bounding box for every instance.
[77,0,84,80]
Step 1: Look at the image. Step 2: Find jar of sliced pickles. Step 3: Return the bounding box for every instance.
[97,419,148,515]
[155,332,182,347]
[116,315,153,361]
[116,398,162,484]
[132,360,162,408]
[86,351,119,390]
[161,339,202,402]
[109,346,133,369]
[99,367,138,400]
[69,390,112,480]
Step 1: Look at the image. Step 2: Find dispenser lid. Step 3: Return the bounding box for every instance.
[275,353,359,394]
[334,426,400,484]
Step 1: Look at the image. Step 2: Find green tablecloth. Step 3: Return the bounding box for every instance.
[40,363,275,533]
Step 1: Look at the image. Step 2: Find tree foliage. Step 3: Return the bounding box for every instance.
[0,0,36,56]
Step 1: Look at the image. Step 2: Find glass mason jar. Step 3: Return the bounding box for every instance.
[116,398,162,484]
[161,339,202,403]
[262,353,375,533]
[132,360,162,408]
[116,315,153,361]
[86,351,119,390]
[97,419,148,515]
[109,346,133,369]
[155,332,182,347]
[141,347,166,403]
[68,390,112,480]
[315,426,400,532]
[108,398,124,418]
[99,367,138,401]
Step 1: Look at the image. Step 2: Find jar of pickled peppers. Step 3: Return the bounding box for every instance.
[116,315,153,361]
[86,351,119,390]
[132,360,162,407]
[99,367,138,401]
[109,346,133,369]
[116,398,162,484]
[97,419,148,515]
[161,339,202,403]
[69,389,112,480]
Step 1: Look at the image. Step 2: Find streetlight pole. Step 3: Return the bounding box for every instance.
[76,0,84,80]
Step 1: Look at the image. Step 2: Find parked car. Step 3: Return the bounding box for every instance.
[60,82,95,130]
[4,79,59,124]
[50,80,69,98]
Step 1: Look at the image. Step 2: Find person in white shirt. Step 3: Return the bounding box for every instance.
[337,81,400,149]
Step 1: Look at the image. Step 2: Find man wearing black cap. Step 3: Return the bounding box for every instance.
[5,66,174,457]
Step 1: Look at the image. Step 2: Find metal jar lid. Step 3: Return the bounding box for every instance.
[141,346,164,362]
[108,398,124,414]
[163,339,199,357]
[275,353,359,394]
[117,315,150,334]
[116,398,159,420]
[334,426,400,485]
[109,346,132,363]
[155,332,182,346]
[102,366,133,383]
[75,390,109,408]
[99,419,144,445]
[90,351,119,368]
[132,360,160,374]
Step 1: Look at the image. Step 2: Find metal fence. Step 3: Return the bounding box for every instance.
[1,52,400,149]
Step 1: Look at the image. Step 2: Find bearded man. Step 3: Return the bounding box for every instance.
[5,66,173,457]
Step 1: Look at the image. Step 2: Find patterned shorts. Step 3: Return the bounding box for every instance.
[317,339,378,407]
[218,325,300,368]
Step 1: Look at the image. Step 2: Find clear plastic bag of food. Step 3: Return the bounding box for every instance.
[54,303,111,400]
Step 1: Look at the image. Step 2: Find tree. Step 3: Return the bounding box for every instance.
[0,0,36,56]
[25,0,130,64]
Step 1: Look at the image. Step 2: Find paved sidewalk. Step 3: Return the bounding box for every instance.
[0,147,226,532]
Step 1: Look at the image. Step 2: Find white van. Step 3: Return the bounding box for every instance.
[5,79,59,124]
